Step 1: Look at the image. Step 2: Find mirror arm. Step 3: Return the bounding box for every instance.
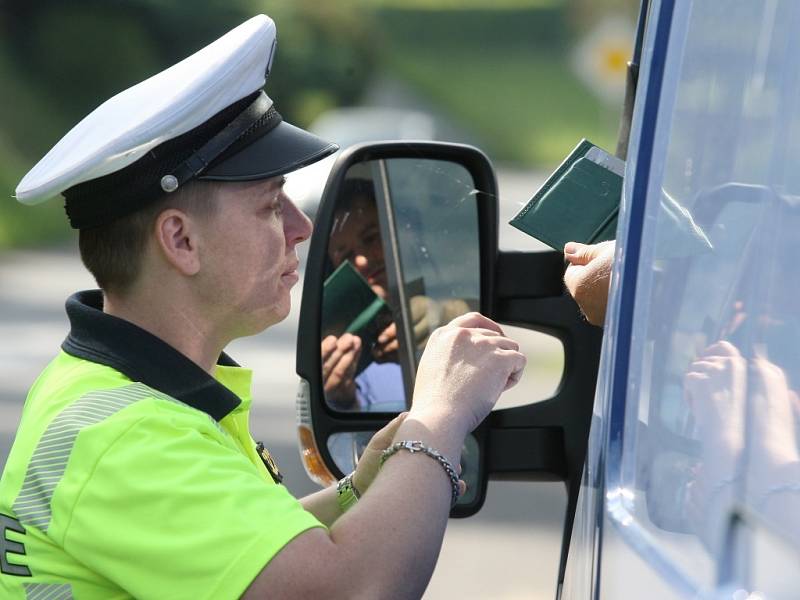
[495,251,567,299]
[492,249,604,597]
[486,426,566,480]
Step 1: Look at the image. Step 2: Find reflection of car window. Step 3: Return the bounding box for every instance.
[386,159,481,316]
[652,198,765,435]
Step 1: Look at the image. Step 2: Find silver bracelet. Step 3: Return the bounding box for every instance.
[380,440,460,508]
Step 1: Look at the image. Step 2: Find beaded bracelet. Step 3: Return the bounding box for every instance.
[380,440,461,508]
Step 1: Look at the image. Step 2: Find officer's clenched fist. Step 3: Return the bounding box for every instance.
[411,312,526,435]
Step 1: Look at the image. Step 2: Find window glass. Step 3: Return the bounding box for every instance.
[617,1,800,592]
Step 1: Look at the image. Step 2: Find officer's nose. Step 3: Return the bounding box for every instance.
[283,194,313,247]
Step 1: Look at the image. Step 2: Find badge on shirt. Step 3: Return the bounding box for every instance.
[256,442,283,484]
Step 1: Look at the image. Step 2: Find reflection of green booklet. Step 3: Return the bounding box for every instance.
[322,261,392,347]
[509,139,624,250]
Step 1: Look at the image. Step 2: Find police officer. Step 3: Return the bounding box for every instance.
[0,15,525,599]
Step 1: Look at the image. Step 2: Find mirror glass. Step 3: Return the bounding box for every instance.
[327,431,481,506]
[321,158,481,412]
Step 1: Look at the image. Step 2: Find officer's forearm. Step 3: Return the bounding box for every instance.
[243,412,465,599]
[325,412,465,598]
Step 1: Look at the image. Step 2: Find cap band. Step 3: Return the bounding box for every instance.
[165,92,277,192]
[63,92,281,229]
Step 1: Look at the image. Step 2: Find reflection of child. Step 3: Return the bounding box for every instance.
[323,178,469,411]
[323,178,404,411]
[328,180,390,302]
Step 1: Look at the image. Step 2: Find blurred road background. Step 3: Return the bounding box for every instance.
[1,1,636,597]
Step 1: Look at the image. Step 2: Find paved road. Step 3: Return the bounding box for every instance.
[0,168,567,599]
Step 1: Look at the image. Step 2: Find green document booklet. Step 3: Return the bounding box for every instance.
[322,261,392,357]
[509,139,624,250]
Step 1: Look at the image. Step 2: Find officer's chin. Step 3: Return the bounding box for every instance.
[234,302,291,339]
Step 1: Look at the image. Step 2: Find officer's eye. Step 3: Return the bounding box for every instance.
[262,194,283,216]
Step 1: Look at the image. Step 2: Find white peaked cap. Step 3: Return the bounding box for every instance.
[14,14,337,229]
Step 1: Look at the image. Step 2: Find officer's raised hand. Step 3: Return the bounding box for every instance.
[372,296,472,362]
[411,312,526,435]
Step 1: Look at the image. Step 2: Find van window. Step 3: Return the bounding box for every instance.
[611,1,800,594]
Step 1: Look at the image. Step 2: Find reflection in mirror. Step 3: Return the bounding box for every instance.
[321,159,480,413]
[327,431,481,506]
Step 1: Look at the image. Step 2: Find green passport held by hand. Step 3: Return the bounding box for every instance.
[321,261,391,340]
[509,139,624,251]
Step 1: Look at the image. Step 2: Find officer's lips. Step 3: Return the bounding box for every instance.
[281,260,300,284]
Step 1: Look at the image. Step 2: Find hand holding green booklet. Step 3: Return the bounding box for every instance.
[509,139,624,250]
[321,260,392,345]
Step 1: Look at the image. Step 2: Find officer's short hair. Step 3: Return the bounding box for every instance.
[78,181,220,295]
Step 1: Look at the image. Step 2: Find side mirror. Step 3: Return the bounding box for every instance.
[294,141,604,571]
[295,141,498,516]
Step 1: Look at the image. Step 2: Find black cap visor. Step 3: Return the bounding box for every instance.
[199,120,338,182]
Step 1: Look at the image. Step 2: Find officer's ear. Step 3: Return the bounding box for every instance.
[153,208,202,277]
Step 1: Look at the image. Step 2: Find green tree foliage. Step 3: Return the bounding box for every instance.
[0,1,635,247]
[255,1,379,125]
[375,7,620,165]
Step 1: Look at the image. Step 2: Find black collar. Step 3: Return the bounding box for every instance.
[62,290,242,421]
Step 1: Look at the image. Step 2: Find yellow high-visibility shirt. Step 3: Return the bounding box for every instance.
[0,291,322,599]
